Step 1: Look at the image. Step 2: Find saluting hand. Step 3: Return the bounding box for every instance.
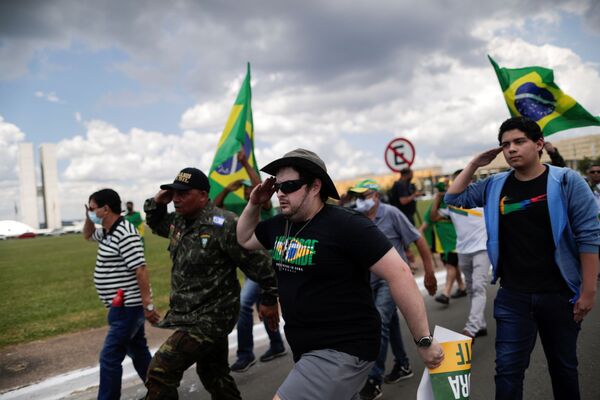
[249,177,276,206]
[154,189,174,205]
[470,147,502,168]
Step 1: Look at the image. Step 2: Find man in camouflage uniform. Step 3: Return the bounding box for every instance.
[143,167,279,399]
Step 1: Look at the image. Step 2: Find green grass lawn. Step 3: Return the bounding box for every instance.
[0,230,173,348]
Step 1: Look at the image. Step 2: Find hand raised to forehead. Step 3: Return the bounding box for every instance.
[471,147,502,168]
[249,177,276,205]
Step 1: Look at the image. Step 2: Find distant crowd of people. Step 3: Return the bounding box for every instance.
[83,116,599,400]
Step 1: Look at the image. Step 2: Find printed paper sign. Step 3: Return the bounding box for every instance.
[417,326,473,400]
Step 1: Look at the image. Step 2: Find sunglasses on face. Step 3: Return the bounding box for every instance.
[589,170,600,174]
[273,179,306,194]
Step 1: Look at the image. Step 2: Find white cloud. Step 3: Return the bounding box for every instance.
[0,116,27,220]
[0,115,26,180]
[34,90,61,103]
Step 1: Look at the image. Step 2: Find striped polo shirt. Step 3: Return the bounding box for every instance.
[92,217,146,307]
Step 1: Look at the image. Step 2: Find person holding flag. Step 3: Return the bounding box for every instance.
[208,63,287,373]
[214,148,287,372]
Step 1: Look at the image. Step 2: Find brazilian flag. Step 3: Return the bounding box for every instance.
[489,56,600,136]
[208,63,259,215]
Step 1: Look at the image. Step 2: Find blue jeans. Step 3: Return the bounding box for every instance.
[368,279,409,384]
[99,305,151,400]
[236,278,284,361]
[494,287,581,400]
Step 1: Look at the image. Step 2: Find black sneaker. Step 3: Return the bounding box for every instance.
[230,357,256,372]
[359,379,383,400]
[450,288,467,298]
[435,294,450,304]
[259,347,287,362]
[384,364,414,384]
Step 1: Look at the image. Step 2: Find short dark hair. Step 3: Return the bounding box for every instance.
[588,163,600,170]
[400,168,412,176]
[126,201,133,206]
[498,116,543,144]
[498,116,543,156]
[290,166,329,202]
[89,189,122,214]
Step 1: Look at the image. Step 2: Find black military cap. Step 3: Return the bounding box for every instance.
[160,167,210,191]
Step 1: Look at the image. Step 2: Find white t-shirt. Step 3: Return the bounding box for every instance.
[439,206,487,254]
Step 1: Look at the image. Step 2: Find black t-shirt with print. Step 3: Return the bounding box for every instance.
[255,204,393,362]
[498,166,570,293]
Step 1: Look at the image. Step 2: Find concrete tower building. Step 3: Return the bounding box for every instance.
[17,143,62,230]
[40,144,61,230]
[17,143,39,228]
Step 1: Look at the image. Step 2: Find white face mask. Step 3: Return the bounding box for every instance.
[88,210,103,225]
[355,198,375,213]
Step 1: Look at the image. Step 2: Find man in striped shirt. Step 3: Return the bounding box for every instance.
[84,188,160,400]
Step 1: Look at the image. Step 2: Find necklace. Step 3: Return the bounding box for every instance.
[282,217,314,259]
[281,204,324,259]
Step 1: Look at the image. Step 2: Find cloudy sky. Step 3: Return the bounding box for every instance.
[1,0,600,222]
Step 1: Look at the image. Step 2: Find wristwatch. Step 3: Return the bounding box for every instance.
[145,303,155,312]
[414,335,434,348]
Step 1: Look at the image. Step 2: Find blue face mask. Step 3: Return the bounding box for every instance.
[88,210,103,225]
[355,198,375,213]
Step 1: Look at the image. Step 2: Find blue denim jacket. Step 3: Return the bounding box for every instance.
[445,165,600,302]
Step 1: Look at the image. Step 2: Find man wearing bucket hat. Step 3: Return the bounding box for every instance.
[347,179,437,400]
[237,149,444,400]
[142,167,279,400]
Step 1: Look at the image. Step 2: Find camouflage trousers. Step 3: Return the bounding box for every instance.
[145,330,241,400]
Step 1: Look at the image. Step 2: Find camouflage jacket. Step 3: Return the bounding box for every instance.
[144,198,278,339]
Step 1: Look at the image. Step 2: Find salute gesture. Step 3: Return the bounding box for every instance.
[249,176,276,205]
[469,147,502,168]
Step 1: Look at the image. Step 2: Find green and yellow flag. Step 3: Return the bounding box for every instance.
[488,56,600,136]
[208,63,260,214]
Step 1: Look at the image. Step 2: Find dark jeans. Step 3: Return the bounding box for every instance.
[99,305,151,400]
[145,330,241,400]
[236,278,285,361]
[494,287,581,400]
[368,279,409,384]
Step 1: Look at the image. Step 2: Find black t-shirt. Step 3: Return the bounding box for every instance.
[390,180,417,223]
[255,204,393,362]
[498,167,570,293]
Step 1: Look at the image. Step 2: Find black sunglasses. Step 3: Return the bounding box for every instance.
[273,179,306,194]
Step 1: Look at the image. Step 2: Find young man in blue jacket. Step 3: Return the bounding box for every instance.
[445,116,599,400]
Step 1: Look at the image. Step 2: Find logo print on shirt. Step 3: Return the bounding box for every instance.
[274,236,317,266]
[500,194,547,215]
[448,206,483,217]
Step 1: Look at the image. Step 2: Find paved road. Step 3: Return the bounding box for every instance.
[67,283,600,400]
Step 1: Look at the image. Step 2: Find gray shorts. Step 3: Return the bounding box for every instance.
[277,349,374,400]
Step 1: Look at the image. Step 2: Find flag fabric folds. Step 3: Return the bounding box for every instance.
[488,56,600,136]
[208,63,260,214]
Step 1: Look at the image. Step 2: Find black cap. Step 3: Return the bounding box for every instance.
[160,167,210,191]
